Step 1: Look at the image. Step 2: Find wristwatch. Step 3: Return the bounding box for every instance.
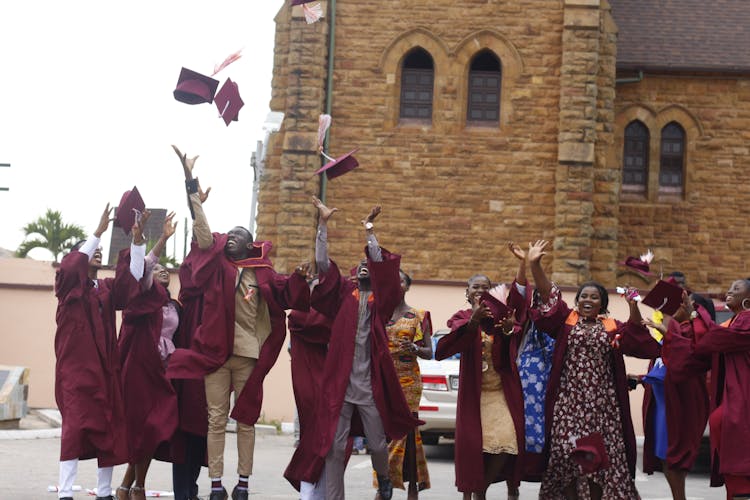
[690,310,698,320]
[364,222,374,230]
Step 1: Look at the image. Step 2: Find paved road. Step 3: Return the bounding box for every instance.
[0,433,722,499]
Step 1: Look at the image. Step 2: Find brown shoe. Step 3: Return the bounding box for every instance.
[115,486,130,500]
[129,486,146,500]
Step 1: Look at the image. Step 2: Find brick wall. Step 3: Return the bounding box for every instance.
[260,0,750,293]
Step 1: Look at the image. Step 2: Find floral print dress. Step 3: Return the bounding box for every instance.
[540,313,640,499]
[374,308,431,491]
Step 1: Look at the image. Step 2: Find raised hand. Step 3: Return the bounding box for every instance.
[364,205,381,224]
[527,239,549,264]
[641,317,667,334]
[195,178,211,204]
[132,210,152,245]
[508,241,526,261]
[312,195,338,222]
[294,261,312,278]
[94,203,114,238]
[162,211,178,240]
[172,144,200,180]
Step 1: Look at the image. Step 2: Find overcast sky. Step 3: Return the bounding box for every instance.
[0,1,285,262]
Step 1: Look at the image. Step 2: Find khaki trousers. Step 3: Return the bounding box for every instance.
[205,355,256,478]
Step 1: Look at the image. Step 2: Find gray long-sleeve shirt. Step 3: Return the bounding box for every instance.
[316,222,384,404]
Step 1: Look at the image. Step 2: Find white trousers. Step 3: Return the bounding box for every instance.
[58,459,113,498]
[299,465,326,500]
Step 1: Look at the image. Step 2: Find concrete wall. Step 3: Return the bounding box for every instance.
[0,256,653,434]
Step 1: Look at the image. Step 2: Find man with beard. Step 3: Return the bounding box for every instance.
[166,146,310,500]
[311,204,421,500]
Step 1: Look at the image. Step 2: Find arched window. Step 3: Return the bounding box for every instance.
[660,122,685,190]
[622,120,649,193]
[399,48,434,121]
[467,50,501,123]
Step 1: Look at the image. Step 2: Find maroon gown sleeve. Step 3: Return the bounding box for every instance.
[662,318,712,382]
[264,271,310,313]
[310,260,346,319]
[366,246,403,321]
[436,310,476,360]
[190,233,226,289]
[617,319,661,359]
[696,311,750,354]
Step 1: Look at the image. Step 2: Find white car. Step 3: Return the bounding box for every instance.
[417,330,459,445]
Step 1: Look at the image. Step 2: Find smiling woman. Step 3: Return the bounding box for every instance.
[529,243,661,500]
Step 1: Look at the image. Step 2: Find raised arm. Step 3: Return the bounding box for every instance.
[363,205,382,262]
[312,195,338,274]
[173,145,212,249]
[79,203,114,259]
[129,209,151,282]
[528,239,551,303]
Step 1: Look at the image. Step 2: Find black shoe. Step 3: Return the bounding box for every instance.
[376,475,393,500]
[209,487,228,500]
[96,496,115,500]
[59,498,74,500]
[231,486,248,500]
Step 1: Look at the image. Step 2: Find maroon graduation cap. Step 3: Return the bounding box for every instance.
[214,78,244,126]
[571,433,610,474]
[173,67,220,105]
[173,50,243,108]
[642,279,685,316]
[114,186,145,236]
[478,291,513,332]
[619,249,655,277]
[315,148,360,180]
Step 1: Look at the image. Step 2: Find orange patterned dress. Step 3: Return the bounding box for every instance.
[373,308,432,491]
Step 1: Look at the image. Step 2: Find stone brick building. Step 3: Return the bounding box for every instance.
[256,0,750,294]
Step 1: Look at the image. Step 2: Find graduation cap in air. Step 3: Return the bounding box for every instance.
[571,433,610,474]
[173,68,220,105]
[173,49,243,115]
[313,114,360,179]
[642,279,685,316]
[290,0,324,23]
[215,78,244,126]
[114,186,145,236]
[619,249,655,277]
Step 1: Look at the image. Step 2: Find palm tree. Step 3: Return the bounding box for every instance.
[16,209,86,262]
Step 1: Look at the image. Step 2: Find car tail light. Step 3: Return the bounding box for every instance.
[422,375,449,391]
[419,405,439,412]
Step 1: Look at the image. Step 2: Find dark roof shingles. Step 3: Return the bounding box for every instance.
[610,0,750,72]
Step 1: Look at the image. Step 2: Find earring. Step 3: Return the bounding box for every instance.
[742,298,750,311]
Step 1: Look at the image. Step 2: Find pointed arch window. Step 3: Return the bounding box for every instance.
[660,122,685,191]
[622,120,649,193]
[467,50,501,123]
[400,48,434,121]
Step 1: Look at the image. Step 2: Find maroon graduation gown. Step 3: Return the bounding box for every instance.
[172,243,207,439]
[531,298,661,479]
[641,350,709,474]
[284,308,332,489]
[434,281,528,493]
[54,248,135,466]
[674,309,750,484]
[311,249,422,464]
[117,250,179,463]
[166,234,310,426]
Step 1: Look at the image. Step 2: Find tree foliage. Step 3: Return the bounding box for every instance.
[16,209,86,262]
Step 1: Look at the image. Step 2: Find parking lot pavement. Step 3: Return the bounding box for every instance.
[0,432,721,499]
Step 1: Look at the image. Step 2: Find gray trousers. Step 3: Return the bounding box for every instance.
[325,401,388,499]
